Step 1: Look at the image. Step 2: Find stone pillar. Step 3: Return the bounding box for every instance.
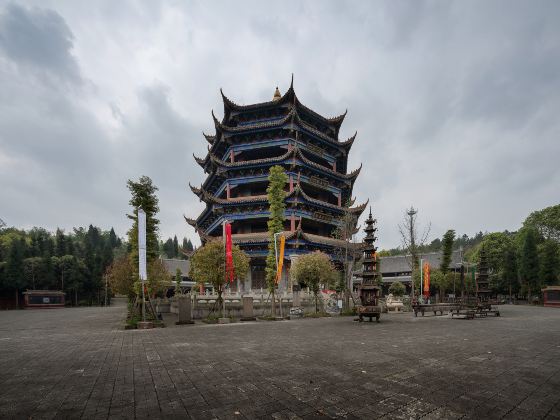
[241,296,256,321]
[244,270,251,292]
[176,294,194,325]
[293,288,301,307]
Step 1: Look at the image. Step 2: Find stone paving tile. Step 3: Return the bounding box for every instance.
[1,302,560,419]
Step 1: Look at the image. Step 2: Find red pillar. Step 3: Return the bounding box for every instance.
[332,161,336,171]
[337,192,342,207]
[289,175,294,192]
[226,183,230,199]
[230,150,234,163]
[291,214,295,231]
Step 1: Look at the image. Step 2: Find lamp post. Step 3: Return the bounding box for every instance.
[407,207,417,302]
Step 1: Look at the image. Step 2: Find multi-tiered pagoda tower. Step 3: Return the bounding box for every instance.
[185,78,367,290]
[476,246,491,301]
[361,208,381,286]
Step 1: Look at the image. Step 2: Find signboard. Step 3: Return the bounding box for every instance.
[309,175,329,188]
[313,211,333,222]
[138,208,147,281]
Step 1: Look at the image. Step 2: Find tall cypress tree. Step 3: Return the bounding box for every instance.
[265,165,287,316]
[540,240,559,286]
[502,246,518,299]
[126,176,160,287]
[109,228,118,248]
[173,235,179,258]
[519,228,540,299]
[440,229,455,275]
[55,228,66,257]
[163,238,174,258]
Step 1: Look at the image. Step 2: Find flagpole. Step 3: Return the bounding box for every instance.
[222,220,227,317]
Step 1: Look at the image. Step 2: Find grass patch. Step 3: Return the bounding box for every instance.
[304,312,331,318]
[339,308,357,316]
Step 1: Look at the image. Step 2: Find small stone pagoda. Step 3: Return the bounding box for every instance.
[476,246,491,302]
[356,207,382,322]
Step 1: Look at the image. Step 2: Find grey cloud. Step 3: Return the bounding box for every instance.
[1,0,559,249]
[0,3,81,83]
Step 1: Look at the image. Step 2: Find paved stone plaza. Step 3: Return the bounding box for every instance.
[0,302,559,419]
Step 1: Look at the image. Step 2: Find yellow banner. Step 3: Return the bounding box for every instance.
[276,235,285,284]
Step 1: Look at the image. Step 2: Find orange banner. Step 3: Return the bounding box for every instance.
[423,262,430,297]
[276,235,285,284]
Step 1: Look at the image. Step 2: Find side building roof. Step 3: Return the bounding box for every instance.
[161,258,190,277]
[379,250,463,274]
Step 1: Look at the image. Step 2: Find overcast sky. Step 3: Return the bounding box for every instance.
[1,1,559,249]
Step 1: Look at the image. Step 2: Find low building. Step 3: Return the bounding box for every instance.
[542,286,560,307]
[354,250,464,294]
[161,258,195,293]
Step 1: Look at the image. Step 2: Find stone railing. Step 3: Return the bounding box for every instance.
[156,292,324,319]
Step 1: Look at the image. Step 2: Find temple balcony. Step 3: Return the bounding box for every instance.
[202,209,342,237]
[221,138,339,167]
[210,172,346,201]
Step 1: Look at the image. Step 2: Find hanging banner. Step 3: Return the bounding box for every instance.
[138,208,147,281]
[225,222,234,283]
[423,262,430,297]
[276,235,285,284]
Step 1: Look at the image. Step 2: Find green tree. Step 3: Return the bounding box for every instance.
[5,238,27,306]
[540,240,559,286]
[265,165,287,316]
[146,259,171,298]
[430,269,450,301]
[183,238,194,252]
[189,240,249,317]
[163,238,174,258]
[55,228,66,257]
[473,232,516,292]
[173,235,179,258]
[440,230,455,275]
[107,255,135,298]
[523,204,560,242]
[109,228,119,248]
[502,246,519,299]
[519,228,540,299]
[23,257,42,289]
[388,281,405,297]
[291,251,335,313]
[175,268,182,295]
[126,176,160,293]
[331,199,359,310]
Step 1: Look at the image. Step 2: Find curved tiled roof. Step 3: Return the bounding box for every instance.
[203,132,215,144]
[220,77,296,112]
[294,148,361,181]
[205,229,355,249]
[189,183,203,197]
[208,111,355,153]
[220,76,347,132]
[202,146,360,181]
[189,183,365,219]
[209,147,295,168]
[193,153,207,168]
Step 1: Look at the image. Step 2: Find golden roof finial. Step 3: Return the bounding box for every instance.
[273,86,281,101]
